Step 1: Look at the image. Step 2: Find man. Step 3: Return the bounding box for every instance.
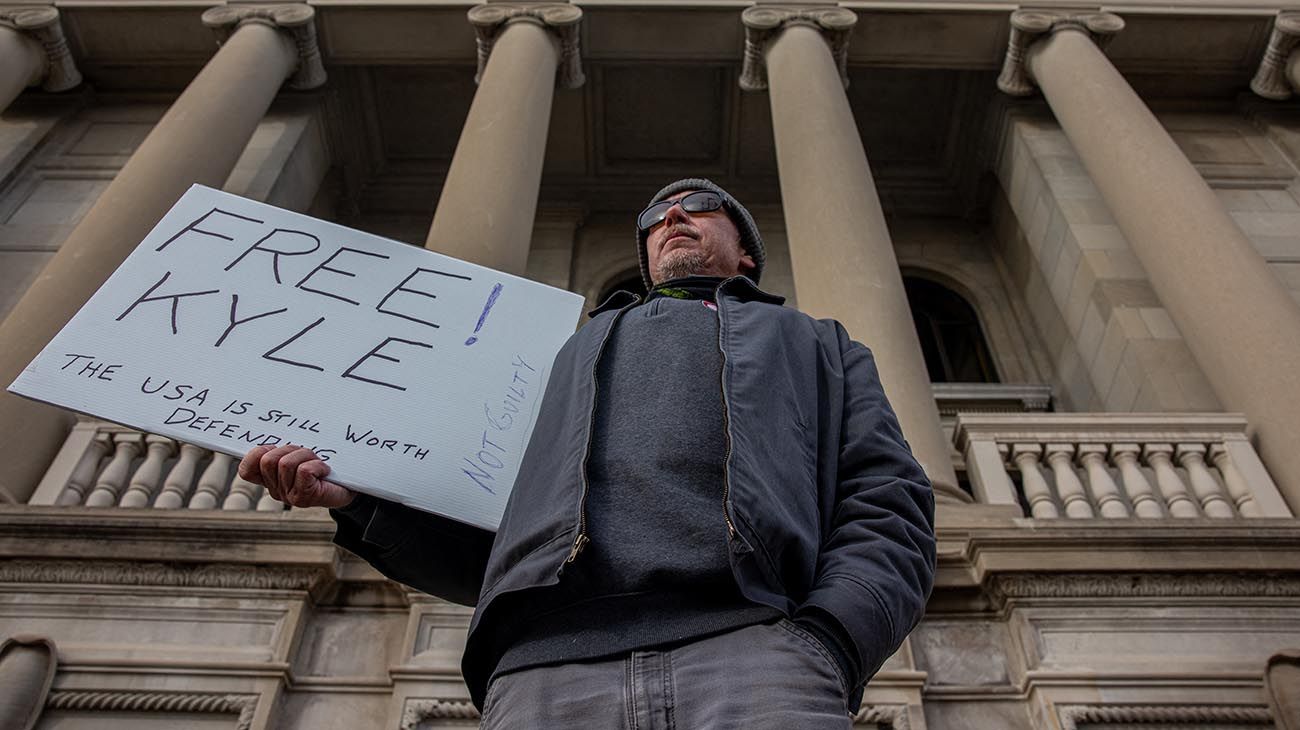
[239,178,936,729]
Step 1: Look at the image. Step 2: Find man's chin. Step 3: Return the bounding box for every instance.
[655,251,710,282]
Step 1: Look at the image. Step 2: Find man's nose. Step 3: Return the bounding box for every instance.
[662,202,690,226]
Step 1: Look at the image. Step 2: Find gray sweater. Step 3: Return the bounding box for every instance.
[491,290,779,679]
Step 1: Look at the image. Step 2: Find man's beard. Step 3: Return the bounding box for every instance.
[654,249,709,282]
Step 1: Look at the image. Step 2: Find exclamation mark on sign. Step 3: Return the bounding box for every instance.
[465,283,504,346]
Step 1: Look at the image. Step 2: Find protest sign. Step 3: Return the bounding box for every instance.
[8,185,585,531]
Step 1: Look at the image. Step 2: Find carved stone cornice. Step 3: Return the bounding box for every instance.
[467,3,584,89]
[0,6,81,92]
[201,3,326,90]
[992,572,1300,599]
[1250,11,1300,100]
[46,691,258,730]
[852,704,911,728]
[996,9,1124,97]
[1057,704,1272,730]
[0,559,327,591]
[739,5,856,92]
[399,698,480,729]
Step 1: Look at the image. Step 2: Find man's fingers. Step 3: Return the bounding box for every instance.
[258,444,299,499]
[287,458,351,508]
[277,446,317,496]
[237,446,273,485]
[242,445,350,509]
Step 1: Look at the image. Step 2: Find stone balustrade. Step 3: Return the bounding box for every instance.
[26,413,1295,521]
[954,413,1293,519]
[26,420,287,511]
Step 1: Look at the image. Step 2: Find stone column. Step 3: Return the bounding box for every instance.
[0,5,325,503]
[0,6,81,112]
[999,9,1300,512]
[741,5,965,502]
[1250,11,1300,100]
[423,3,583,274]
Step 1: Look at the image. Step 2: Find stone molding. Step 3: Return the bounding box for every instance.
[1250,11,1300,100]
[0,559,326,591]
[932,383,1052,417]
[997,8,1124,97]
[1056,703,1273,729]
[201,3,326,90]
[45,690,257,730]
[993,573,1300,599]
[739,4,856,92]
[395,697,906,728]
[467,3,584,89]
[0,6,81,92]
[399,698,479,729]
[953,411,1254,449]
[0,636,56,730]
[852,703,910,728]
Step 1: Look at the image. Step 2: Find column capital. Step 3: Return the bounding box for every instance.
[1250,11,1300,100]
[740,5,856,92]
[468,3,584,89]
[201,4,326,90]
[0,5,81,92]
[996,8,1124,97]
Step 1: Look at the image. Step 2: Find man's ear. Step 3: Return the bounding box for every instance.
[738,252,756,274]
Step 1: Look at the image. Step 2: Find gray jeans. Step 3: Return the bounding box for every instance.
[479,619,853,730]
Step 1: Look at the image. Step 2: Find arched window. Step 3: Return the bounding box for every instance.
[597,271,647,305]
[903,276,998,383]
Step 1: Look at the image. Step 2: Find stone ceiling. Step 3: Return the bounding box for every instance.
[40,2,1289,220]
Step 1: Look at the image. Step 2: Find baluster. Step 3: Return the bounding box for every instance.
[1177,444,1234,518]
[1012,444,1060,518]
[190,452,232,509]
[57,433,112,506]
[257,490,286,512]
[1209,444,1261,518]
[1078,444,1129,518]
[155,443,205,509]
[1144,444,1198,517]
[1045,444,1094,518]
[1111,443,1163,518]
[223,475,262,511]
[84,432,143,507]
[119,435,176,507]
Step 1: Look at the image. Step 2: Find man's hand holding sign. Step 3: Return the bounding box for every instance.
[240,444,352,509]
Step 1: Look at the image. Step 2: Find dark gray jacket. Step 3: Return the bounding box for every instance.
[332,276,937,712]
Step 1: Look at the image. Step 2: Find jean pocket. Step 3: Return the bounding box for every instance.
[776,619,850,705]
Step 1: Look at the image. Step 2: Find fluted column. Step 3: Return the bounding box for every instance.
[0,4,325,504]
[1250,11,1300,100]
[423,3,583,274]
[741,5,964,502]
[0,6,80,113]
[999,9,1300,513]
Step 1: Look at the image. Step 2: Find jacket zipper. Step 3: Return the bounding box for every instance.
[566,296,639,564]
[716,280,739,542]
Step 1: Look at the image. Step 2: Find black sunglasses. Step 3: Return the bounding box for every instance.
[637,191,724,232]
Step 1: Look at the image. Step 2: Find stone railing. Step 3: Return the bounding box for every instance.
[26,419,286,511]
[954,413,1293,519]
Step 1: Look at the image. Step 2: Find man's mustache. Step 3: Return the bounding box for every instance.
[662,226,699,242]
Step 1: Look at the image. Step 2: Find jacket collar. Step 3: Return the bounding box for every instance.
[588,275,784,317]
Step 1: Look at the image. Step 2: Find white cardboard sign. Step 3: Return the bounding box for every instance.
[9,185,585,531]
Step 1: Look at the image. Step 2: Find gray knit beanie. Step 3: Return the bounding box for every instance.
[636,177,765,289]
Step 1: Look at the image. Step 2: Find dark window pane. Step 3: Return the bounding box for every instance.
[903,276,998,383]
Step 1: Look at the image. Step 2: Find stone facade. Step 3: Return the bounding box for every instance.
[1,2,1299,729]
